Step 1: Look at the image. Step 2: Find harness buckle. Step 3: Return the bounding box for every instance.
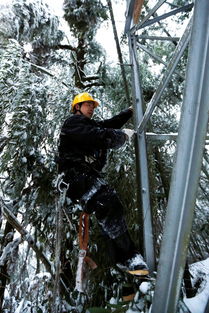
[55,173,69,193]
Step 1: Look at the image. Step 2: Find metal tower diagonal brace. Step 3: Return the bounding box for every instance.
[151,0,209,312]
[128,33,155,272]
[138,18,192,133]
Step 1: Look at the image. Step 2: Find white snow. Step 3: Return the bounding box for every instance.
[184,258,209,313]
[125,258,209,313]
[109,297,117,305]
[14,299,31,313]
[21,157,27,163]
[139,282,151,295]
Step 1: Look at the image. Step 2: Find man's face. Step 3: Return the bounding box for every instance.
[77,101,95,118]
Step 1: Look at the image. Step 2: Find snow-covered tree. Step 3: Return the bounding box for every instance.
[0,0,208,312]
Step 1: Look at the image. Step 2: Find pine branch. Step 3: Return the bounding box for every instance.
[53,44,77,52]
[32,44,76,52]
[82,75,100,81]
[0,199,71,300]
[0,198,53,275]
[22,59,70,88]
[0,137,8,153]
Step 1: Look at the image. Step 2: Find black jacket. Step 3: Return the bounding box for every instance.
[58,108,132,174]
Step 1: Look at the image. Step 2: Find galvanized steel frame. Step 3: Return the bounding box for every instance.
[126,0,209,312]
[151,1,209,311]
[128,33,155,272]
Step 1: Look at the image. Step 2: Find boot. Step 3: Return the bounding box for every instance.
[111,231,137,263]
[112,231,149,276]
[116,253,149,276]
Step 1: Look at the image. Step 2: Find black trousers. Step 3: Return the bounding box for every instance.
[62,168,137,263]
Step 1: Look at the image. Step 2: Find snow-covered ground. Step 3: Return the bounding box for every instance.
[184,258,209,313]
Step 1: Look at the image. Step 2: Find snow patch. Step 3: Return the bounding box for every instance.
[109,297,117,305]
[21,157,27,163]
[184,258,209,313]
[139,282,151,294]
[14,299,31,313]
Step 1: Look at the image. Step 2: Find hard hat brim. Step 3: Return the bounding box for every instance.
[71,92,99,109]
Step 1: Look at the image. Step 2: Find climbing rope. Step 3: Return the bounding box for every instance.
[55,174,97,293]
[53,175,69,312]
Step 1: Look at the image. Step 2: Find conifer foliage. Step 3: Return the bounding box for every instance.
[0,0,208,312]
[0,1,74,311]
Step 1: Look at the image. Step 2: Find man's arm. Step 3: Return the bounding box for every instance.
[98,108,133,129]
[61,115,127,150]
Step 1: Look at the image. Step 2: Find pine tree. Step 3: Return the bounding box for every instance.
[63,0,108,89]
[0,0,208,311]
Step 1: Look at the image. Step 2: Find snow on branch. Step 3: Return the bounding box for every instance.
[0,198,53,275]
[21,59,70,89]
[0,238,21,267]
[0,136,8,153]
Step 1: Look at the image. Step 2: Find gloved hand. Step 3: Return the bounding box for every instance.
[123,128,135,140]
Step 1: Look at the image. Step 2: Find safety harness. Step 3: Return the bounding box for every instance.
[75,212,97,292]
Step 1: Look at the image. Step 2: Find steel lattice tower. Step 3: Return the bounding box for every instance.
[125,1,209,312]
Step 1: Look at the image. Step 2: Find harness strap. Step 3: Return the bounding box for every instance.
[79,212,89,251]
[78,212,97,269]
[76,212,97,292]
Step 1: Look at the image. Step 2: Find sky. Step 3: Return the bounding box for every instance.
[43,0,126,63]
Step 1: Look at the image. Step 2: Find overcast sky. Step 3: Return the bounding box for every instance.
[44,0,126,63]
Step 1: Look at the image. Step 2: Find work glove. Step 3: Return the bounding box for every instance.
[123,128,135,141]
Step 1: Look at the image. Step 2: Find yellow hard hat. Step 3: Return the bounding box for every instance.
[71,92,99,109]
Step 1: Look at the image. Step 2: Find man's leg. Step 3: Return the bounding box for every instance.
[85,184,149,275]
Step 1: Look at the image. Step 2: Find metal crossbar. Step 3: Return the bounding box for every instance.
[125,0,209,312]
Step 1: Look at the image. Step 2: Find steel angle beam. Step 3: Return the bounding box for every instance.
[177,299,192,313]
[137,35,180,42]
[136,3,194,31]
[137,42,184,79]
[204,297,209,313]
[137,42,168,66]
[151,0,209,311]
[131,0,167,34]
[137,18,192,133]
[146,133,178,141]
[125,0,136,33]
[128,34,155,272]
[125,0,145,33]
[146,133,209,142]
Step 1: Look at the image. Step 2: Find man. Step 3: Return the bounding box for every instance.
[57,92,149,276]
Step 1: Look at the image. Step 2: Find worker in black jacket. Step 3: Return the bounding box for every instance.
[57,92,149,276]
